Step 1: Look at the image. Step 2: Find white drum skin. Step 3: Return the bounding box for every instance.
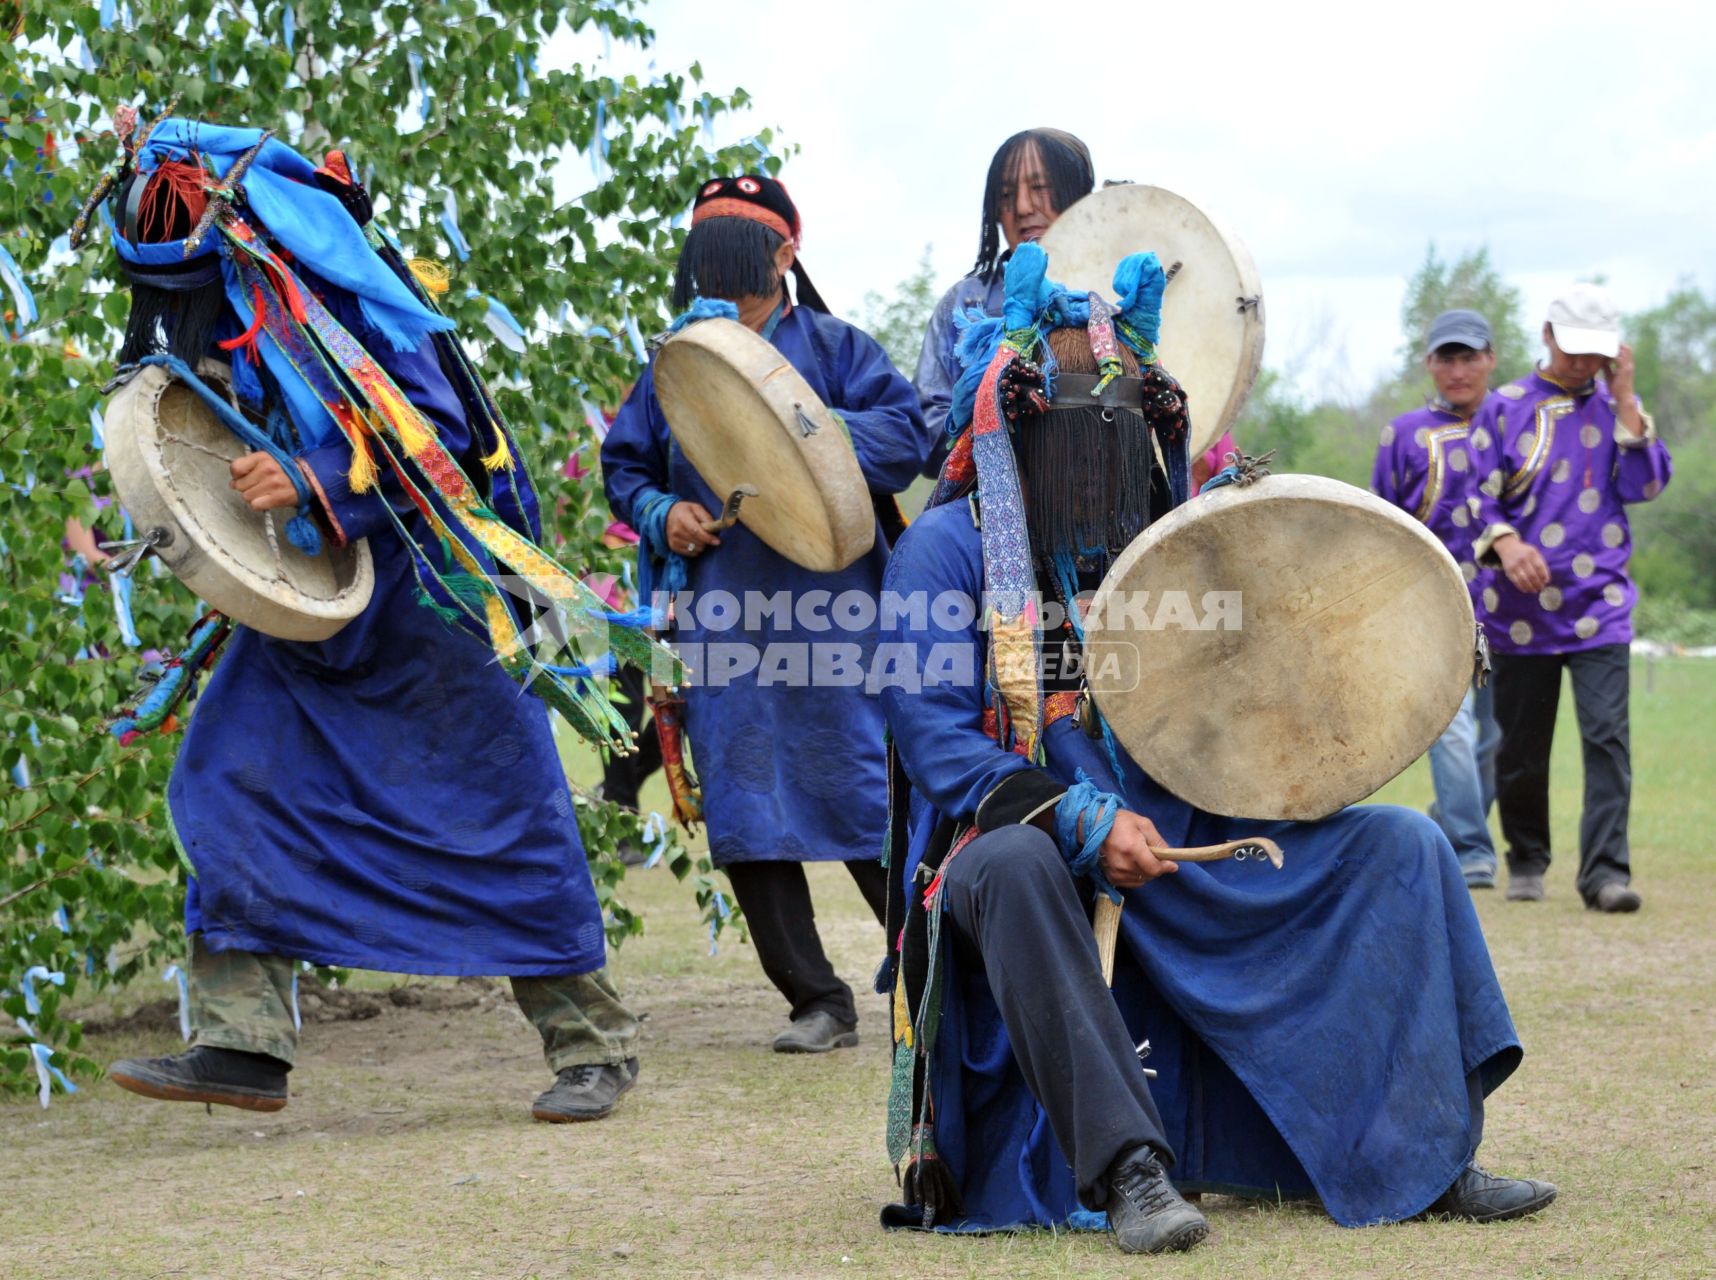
[1039,184,1265,459]
[654,318,874,575]
[1083,475,1474,821]
[103,362,373,641]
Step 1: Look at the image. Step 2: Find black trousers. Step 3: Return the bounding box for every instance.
[941,825,1168,1210]
[599,664,661,810]
[1492,643,1632,904]
[938,826,1489,1213]
[724,858,889,1024]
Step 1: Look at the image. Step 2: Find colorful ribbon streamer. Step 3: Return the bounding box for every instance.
[640,811,667,869]
[623,314,647,365]
[708,889,730,956]
[480,294,528,353]
[439,190,470,262]
[162,963,191,1041]
[21,966,65,1015]
[0,243,39,340]
[407,50,429,123]
[29,1041,77,1108]
[589,99,608,178]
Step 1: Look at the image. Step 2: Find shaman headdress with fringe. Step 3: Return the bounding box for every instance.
[75,106,669,750]
[926,240,1190,763]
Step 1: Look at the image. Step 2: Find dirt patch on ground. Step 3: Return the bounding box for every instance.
[76,974,506,1038]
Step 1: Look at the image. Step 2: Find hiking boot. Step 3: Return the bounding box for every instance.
[531,1058,639,1122]
[1505,873,1545,902]
[1105,1147,1208,1254]
[1425,1163,1557,1222]
[1592,882,1642,913]
[109,1045,289,1112]
[772,1010,859,1054]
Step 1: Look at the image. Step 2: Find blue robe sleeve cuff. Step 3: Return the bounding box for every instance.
[976,769,1067,830]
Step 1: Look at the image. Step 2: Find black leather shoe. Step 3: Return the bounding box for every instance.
[1427,1163,1558,1222]
[773,1010,859,1054]
[531,1058,639,1122]
[109,1046,289,1112]
[1591,882,1642,913]
[1105,1147,1208,1254]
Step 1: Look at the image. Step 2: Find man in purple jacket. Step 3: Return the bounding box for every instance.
[1372,309,1500,888]
[1470,284,1673,911]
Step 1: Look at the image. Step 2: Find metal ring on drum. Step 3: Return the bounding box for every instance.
[1038,184,1264,459]
[1081,474,1475,822]
[102,361,374,641]
[652,318,875,575]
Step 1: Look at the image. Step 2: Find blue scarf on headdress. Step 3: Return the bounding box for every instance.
[943,244,1166,437]
[106,120,454,449]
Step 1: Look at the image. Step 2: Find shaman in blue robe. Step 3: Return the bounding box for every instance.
[601,305,933,865]
[171,286,608,977]
[878,498,1523,1229]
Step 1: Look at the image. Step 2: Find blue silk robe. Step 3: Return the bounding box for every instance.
[601,305,933,865]
[170,288,608,977]
[878,499,1523,1229]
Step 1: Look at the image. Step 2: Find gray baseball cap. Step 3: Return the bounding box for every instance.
[1425,309,1493,355]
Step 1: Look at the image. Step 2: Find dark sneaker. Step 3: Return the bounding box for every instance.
[109,1046,289,1112]
[1105,1147,1208,1254]
[1505,873,1545,902]
[1426,1163,1557,1222]
[772,1011,859,1054]
[531,1058,639,1122]
[1592,882,1641,913]
[1464,865,1497,890]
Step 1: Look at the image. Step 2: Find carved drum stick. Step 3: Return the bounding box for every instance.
[1094,837,1284,986]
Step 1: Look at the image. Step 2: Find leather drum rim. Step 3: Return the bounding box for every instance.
[103,362,374,641]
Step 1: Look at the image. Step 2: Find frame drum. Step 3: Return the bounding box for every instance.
[653,318,875,574]
[1083,475,1474,821]
[1039,184,1264,459]
[103,361,373,641]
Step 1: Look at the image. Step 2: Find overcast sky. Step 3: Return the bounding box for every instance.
[569,0,1714,402]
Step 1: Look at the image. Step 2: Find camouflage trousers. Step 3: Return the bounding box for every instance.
[186,934,640,1071]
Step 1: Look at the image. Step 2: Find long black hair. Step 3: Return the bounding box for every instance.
[972,129,1094,284]
[670,217,828,313]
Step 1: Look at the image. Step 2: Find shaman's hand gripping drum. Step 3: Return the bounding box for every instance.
[652,317,875,574]
[102,361,373,641]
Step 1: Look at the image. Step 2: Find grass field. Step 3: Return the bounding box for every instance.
[5,657,1714,1279]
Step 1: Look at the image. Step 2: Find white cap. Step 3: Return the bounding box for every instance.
[1547,283,1621,359]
